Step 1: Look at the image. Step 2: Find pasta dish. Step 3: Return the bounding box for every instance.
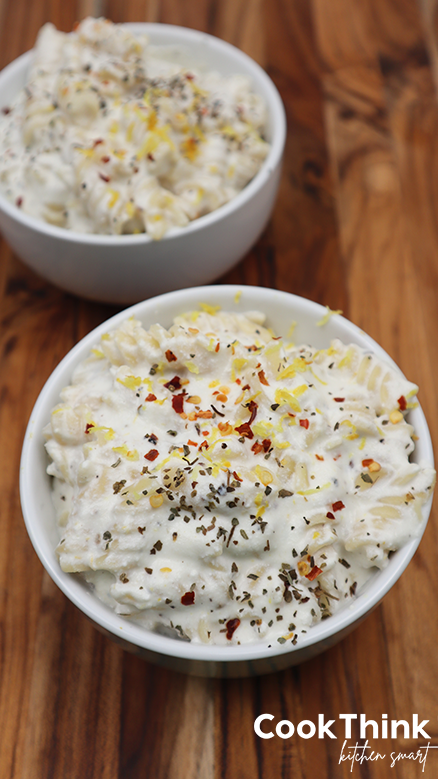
[44,307,435,645]
[0,18,269,238]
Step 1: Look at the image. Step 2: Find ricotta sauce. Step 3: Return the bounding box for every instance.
[44,308,435,646]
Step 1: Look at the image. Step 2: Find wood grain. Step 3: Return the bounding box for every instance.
[1,1,438,777]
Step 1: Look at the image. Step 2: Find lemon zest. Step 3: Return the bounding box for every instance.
[272,437,290,449]
[231,358,248,381]
[199,303,221,315]
[87,424,115,441]
[287,321,297,338]
[77,147,94,158]
[252,421,274,437]
[317,306,343,326]
[297,483,331,496]
[338,348,354,369]
[184,361,199,374]
[136,132,160,159]
[180,137,199,161]
[117,375,142,390]
[274,388,301,413]
[108,189,120,209]
[340,419,358,440]
[112,445,139,461]
[277,359,308,381]
[292,384,308,397]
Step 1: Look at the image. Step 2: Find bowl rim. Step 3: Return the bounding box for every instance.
[19,285,435,664]
[0,22,286,244]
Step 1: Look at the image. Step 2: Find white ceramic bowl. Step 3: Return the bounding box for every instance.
[20,286,435,676]
[0,24,286,304]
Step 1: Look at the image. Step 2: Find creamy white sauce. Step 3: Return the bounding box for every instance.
[0,18,269,238]
[44,308,435,646]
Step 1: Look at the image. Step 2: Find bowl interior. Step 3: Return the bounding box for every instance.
[20,286,435,664]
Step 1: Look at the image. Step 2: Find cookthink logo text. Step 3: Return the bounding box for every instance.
[254,713,437,772]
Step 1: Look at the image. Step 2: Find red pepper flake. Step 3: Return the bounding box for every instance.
[305,565,323,581]
[247,400,258,425]
[225,618,240,640]
[326,511,335,520]
[93,138,104,147]
[258,369,269,386]
[181,591,195,605]
[16,196,23,207]
[334,397,345,402]
[172,394,185,414]
[251,438,271,454]
[199,440,209,452]
[145,393,157,402]
[362,458,374,468]
[85,423,95,434]
[164,375,182,391]
[235,422,254,439]
[144,449,159,461]
[233,471,243,482]
[2,107,11,115]
[147,153,155,161]
[165,349,177,362]
[215,342,220,352]
[99,172,110,182]
[242,384,251,391]
[398,395,407,411]
[332,501,345,512]
[186,73,195,81]
[315,454,324,461]
[101,155,110,163]
[187,439,197,446]
[299,419,309,429]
